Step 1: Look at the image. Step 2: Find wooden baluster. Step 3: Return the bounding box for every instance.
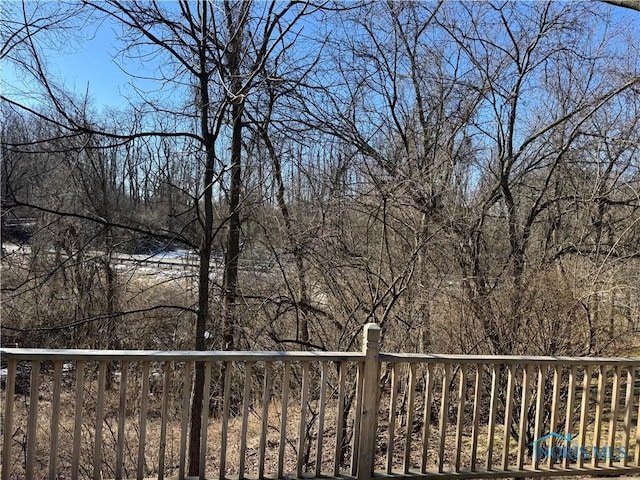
[470,364,483,472]
[547,365,561,469]
[454,364,466,473]
[532,364,545,469]
[199,361,213,480]
[437,363,450,473]
[404,363,417,473]
[315,362,328,477]
[334,361,346,476]
[72,360,86,480]
[259,365,272,479]
[634,368,640,466]
[179,361,193,479]
[622,367,635,467]
[501,364,515,471]
[278,362,290,478]
[94,361,107,480]
[577,365,591,469]
[607,365,622,467]
[517,365,530,471]
[421,363,434,473]
[563,365,577,469]
[297,361,310,478]
[115,361,128,480]
[350,361,364,476]
[486,364,499,471]
[158,361,171,480]
[137,361,150,480]
[239,362,254,479]
[386,364,398,474]
[220,362,232,480]
[25,360,40,479]
[49,361,63,480]
[2,359,16,480]
[592,365,606,468]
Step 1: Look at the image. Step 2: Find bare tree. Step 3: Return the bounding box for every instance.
[2,0,322,473]
[2,0,640,474]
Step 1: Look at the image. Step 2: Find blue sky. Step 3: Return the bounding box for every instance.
[2,1,638,114]
[47,17,133,108]
[2,5,157,111]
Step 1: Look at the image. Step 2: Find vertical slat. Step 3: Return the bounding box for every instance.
[607,365,622,467]
[260,366,273,479]
[622,367,635,467]
[72,360,86,480]
[334,361,346,476]
[470,364,483,472]
[591,365,606,468]
[373,359,382,462]
[49,361,63,480]
[115,361,128,480]
[563,365,577,469]
[239,362,254,480]
[501,364,515,471]
[386,364,398,474]
[297,361,310,478]
[486,364,499,471]
[532,364,545,469]
[2,359,16,480]
[93,360,107,480]
[453,364,466,472]
[516,365,530,470]
[635,373,640,466]
[137,361,151,480]
[200,362,213,480]
[420,363,434,473]
[315,362,328,477]
[547,365,561,468]
[404,363,417,473]
[437,363,450,473]
[158,361,171,480]
[577,365,591,469]
[278,362,290,478]
[350,362,364,476]
[25,360,40,479]
[220,362,233,480]
[179,361,193,479]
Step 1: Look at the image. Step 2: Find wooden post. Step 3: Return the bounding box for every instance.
[357,323,381,480]
[2,359,16,480]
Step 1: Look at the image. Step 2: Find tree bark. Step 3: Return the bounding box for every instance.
[188,1,215,474]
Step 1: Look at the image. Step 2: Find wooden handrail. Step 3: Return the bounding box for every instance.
[1,348,363,362]
[4,347,638,365]
[380,353,640,365]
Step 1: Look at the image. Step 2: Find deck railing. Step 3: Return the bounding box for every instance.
[2,323,640,480]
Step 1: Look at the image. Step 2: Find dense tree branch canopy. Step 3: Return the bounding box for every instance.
[2,2,640,473]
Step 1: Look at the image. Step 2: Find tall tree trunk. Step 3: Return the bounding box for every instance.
[222,0,247,353]
[223,98,243,351]
[188,1,215,474]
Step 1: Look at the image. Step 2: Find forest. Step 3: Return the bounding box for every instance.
[2,1,640,366]
[2,1,640,477]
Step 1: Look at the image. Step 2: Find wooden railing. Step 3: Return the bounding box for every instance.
[2,323,640,480]
[376,353,640,479]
